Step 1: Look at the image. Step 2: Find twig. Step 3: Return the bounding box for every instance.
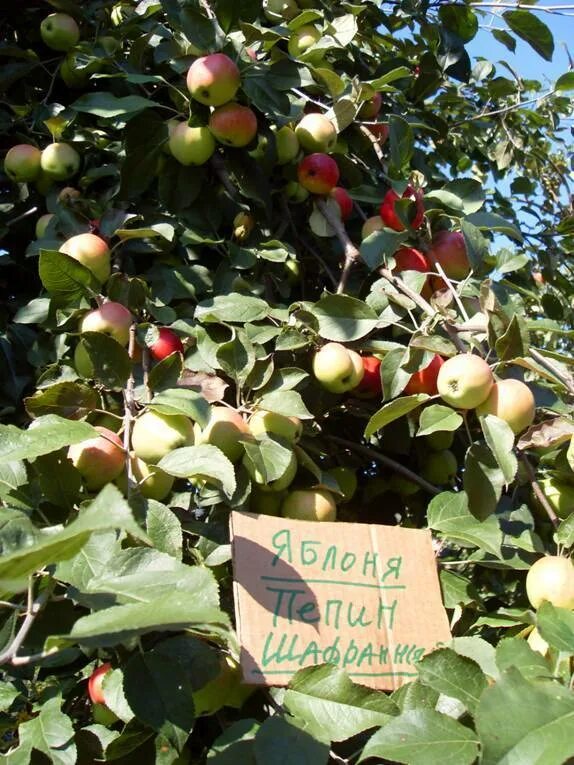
[519,453,559,529]
[11,647,60,666]
[315,198,361,294]
[6,207,38,227]
[123,323,138,498]
[142,347,151,403]
[452,90,555,127]
[211,153,239,201]
[330,435,441,496]
[359,125,385,169]
[0,580,54,666]
[198,0,216,18]
[529,348,574,396]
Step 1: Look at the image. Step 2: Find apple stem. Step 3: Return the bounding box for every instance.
[142,346,151,403]
[0,577,55,666]
[519,453,560,529]
[315,198,360,294]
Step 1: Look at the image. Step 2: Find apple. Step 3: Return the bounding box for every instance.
[427,231,470,281]
[80,302,133,346]
[437,354,493,409]
[35,213,54,238]
[199,406,250,462]
[274,126,299,164]
[404,354,444,396]
[40,13,80,52]
[60,51,101,88]
[527,627,549,656]
[168,123,215,166]
[68,427,124,490]
[369,123,389,143]
[330,187,353,220]
[193,655,253,716]
[131,410,195,464]
[248,448,298,492]
[41,143,81,181]
[538,478,574,520]
[209,103,258,148]
[248,411,302,443]
[361,215,384,239]
[250,486,284,516]
[148,327,184,361]
[187,53,240,106]
[87,663,112,705]
[475,378,535,435]
[285,180,309,203]
[288,25,321,57]
[295,113,337,153]
[297,153,339,194]
[233,212,255,241]
[353,356,381,398]
[4,144,42,183]
[389,475,420,496]
[425,430,454,451]
[393,246,429,274]
[532,271,544,286]
[526,555,574,609]
[263,0,300,22]
[119,454,174,500]
[379,186,424,232]
[358,92,382,119]
[327,466,357,503]
[59,233,111,284]
[281,489,337,521]
[98,36,121,55]
[313,342,364,393]
[58,186,81,204]
[420,449,457,485]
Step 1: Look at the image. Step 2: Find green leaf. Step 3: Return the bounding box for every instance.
[463,443,505,520]
[146,501,183,560]
[312,294,379,342]
[556,72,574,92]
[283,664,398,743]
[359,708,479,765]
[479,414,518,485]
[76,332,132,389]
[0,681,19,712]
[207,718,260,764]
[495,637,551,681]
[555,513,574,548]
[425,179,484,215]
[360,229,408,271]
[4,696,76,765]
[0,415,97,464]
[256,390,313,419]
[389,115,414,173]
[417,405,463,436]
[120,110,168,200]
[503,10,554,61]
[39,249,99,302]
[158,445,236,498]
[25,382,101,420]
[243,437,294,484]
[466,212,523,242]
[416,648,487,715]
[439,5,478,43]
[150,388,210,427]
[254,716,329,765]
[427,491,503,556]
[537,601,574,653]
[71,92,157,117]
[365,395,429,438]
[195,293,270,324]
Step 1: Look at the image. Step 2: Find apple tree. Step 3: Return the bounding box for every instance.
[1,0,574,763]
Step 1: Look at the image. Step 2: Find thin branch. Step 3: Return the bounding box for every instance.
[359,125,385,169]
[529,347,574,396]
[211,153,239,200]
[6,207,38,227]
[519,453,559,529]
[315,198,361,294]
[330,435,441,496]
[452,90,555,127]
[0,580,54,666]
[471,2,574,11]
[123,323,138,498]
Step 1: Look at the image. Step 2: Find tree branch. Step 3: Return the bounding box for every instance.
[519,453,559,529]
[315,198,361,294]
[123,323,138,498]
[0,580,54,666]
[529,348,574,396]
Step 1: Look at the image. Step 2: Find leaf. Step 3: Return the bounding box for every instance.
[312,294,379,342]
[439,5,478,43]
[158,445,236,498]
[537,602,574,653]
[71,92,157,117]
[146,501,182,560]
[466,212,523,242]
[463,443,505,521]
[360,229,407,271]
[195,294,270,324]
[359,708,479,765]
[243,437,295,484]
[150,388,210,427]
[417,405,463,436]
[119,110,168,200]
[39,249,100,302]
[495,637,551,681]
[479,414,518,485]
[416,648,487,715]
[256,390,313,419]
[76,332,132,389]
[503,10,554,62]
[283,664,398,743]
[5,696,76,765]
[389,115,413,173]
[254,716,330,765]
[207,718,260,764]
[0,415,97,464]
[427,491,503,557]
[425,179,484,215]
[365,395,429,438]
[556,72,574,92]
[555,514,574,548]
[25,382,101,420]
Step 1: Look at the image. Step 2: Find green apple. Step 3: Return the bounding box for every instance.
[526,556,574,609]
[288,25,321,58]
[388,475,420,496]
[248,411,302,443]
[263,0,300,22]
[41,142,81,181]
[247,449,298,492]
[250,486,284,515]
[327,466,357,502]
[59,233,111,284]
[274,126,299,165]
[169,123,216,166]
[4,144,42,183]
[131,410,195,464]
[476,378,536,435]
[40,13,80,52]
[425,430,454,451]
[199,406,250,462]
[193,655,253,716]
[233,212,255,242]
[538,478,574,520]
[80,302,133,346]
[35,213,54,238]
[118,454,175,500]
[68,427,124,490]
[281,488,337,521]
[295,113,337,153]
[420,449,457,485]
[436,354,493,410]
[313,342,364,393]
[285,180,309,203]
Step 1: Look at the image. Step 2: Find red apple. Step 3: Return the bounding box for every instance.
[393,246,429,274]
[369,123,389,144]
[149,327,184,361]
[186,53,240,106]
[80,301,133,346]
[209,103,258,148]
[427,230,470,281]
[68,427,124,490]
[59,233,111,284]
[404,354,444,396]
[88,663,112,705]
[297,153,340,195]
[358,92,382,120]
[354,356,382,398]
[379,185,424,232]
[330,187,353,220]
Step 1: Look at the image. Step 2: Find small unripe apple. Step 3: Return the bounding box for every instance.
[87,663,112,705]
[379,186,424,232]
[404,354,444,396]
[285,180,309,203]
[361,216,384,239]
[250,486,283,515]
[263,0,300,22]
[281,488,337,521]
[425,430,454,451]
[132,411,194,464]
[538,478,574,520]
[427,231,470,281]
[119,454,174,500]
[209,103,258,148]
[59,233,111,284]
[40,13,80,52]
[389,475,420,496]
[420,449,457,485]
[200,406,250,462]
[353,355,381,398]
[330,187,353,220]
[288,25,321,58]
[187,53,240,106]
[148,327,184,361]
[233,212,255,241]
[526,556,574,609]
[274,125,300,164]
[327,466,357,503]
[169,123,215,165]
[68,427,124,490]
[475,378,535,435]
[298,153,339,194]
[41,143,80,181]
[358,92,382,119]
[295,113,337,153]
[35,213,54,238]
[248,411,302,443]
[313,342,364,393]
[248,449,298,492]
[81,302,133,346]
[4,144,42,183]
[437,354,493,409]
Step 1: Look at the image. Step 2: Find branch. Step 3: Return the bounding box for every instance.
[529,348,574,396]
[315,199,361,294]
[519,453,559,529]
[211,153,240,201]
[123,323,138,498]
[0,580,54,666]
[359,125,385,169]
[330,435,441,496]
[452,90,555,127]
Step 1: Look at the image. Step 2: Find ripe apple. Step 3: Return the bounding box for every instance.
[41,143,80,181]
[475,378,535,435]
[330,187,353,220]
[358,92,382,119]
[187,53,240,106]
[233,212,255,241]
[274,125,299,165]
[250,486,284,516]
[249,448,298,492]
[420,449,457,485]
[40,13,80,52]
[168,123,215,165]
[526,555,574,609]
[353,356,381,398]
[313,342,364,393]
[248,411,302,443]
[297,153,339,194]
[295,113,337,153]
[87,663,112,705]
[427,230,470,281]
[437,354,494,409]
[369,123,389,143]
[327,466,357,502]
[80,302,133,346]
[281,489,337,521]
[59,233,111,284]
[361,216,384,239]
[425,430,454,451]
[199,406,250,462]
[131,411,195,464]
[379,186,424,231]
[35,213,54,238]
[263,0,300,22]
[393,246,429,274]
[285,180,309,203]
[288,25,321,57]
[4,144,42,183]
[404,354,444,396]
[538,478,574,520]
[209,103,258,147]
[68,427,124,490]
[119,454,174,500]
[148,327,184,360]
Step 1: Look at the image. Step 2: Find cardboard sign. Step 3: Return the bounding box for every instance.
[230,511,451,690]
